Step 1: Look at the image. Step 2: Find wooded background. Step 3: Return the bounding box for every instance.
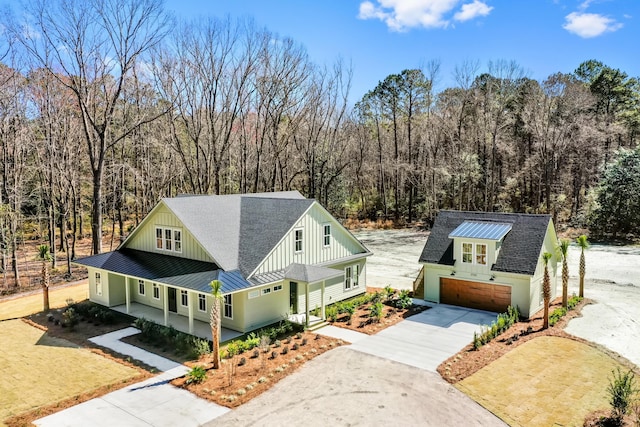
[1,0,638,286]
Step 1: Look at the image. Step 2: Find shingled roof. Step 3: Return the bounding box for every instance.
[161,191,311,274]
[419,210,553,276]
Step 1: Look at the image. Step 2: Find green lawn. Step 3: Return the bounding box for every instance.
[0,282,89,321]
[0,319,139,425]
[457,336,628,427]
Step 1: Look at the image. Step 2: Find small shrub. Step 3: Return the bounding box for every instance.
[607,368,638,419]
[314,334,320,340]
[273,340,281,348]
[281,346,289,355]
[185,366,207,385]
[236,388,246,396]
[296,332,302,339]
[284,336,292,344]
[191,338,211,359]
[245,383,254,391]
[46,313,54,322]
[395,290,413,309]
[292,343,299,351]
[369,301,384,322]
[271,351,278,360]
[252,349,260,359]
[258,376,268,384]
[384,285,396,302]
[238,357,246,366]
[301,338,307,346]
[62,308,79,330]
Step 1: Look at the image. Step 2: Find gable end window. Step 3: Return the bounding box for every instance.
[323,224,331,247]
[138,279,145,296]
[224,294,233,319]
[155,227,183,253]
[95,272,102,296]
[294,228,303,253]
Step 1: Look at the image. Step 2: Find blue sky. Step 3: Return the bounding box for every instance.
[107,1,640,102]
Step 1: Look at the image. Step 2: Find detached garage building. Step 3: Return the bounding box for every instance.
[417,211,559,318]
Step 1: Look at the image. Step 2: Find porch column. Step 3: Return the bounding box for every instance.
[321,280,326,320]
[163,285,169,326]
[305,282,310,328]
[125,277,131,314]
[188,291,194,334]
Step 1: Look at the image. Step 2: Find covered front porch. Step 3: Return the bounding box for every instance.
[112,302,244,343]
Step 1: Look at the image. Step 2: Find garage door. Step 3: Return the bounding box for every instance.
[440,278,511,313]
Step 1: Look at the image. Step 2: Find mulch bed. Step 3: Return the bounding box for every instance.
[173,331,346,408]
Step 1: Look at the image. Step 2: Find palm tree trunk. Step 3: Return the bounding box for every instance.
[210,301,221,369]
[42,261,50,312]
[562,262,568,309]
[579,251,585,298]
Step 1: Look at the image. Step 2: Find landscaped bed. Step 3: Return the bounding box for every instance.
[173,329,346,408]
[324,286,429,335]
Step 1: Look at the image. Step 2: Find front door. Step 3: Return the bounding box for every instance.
[168,287,177,313]
[289,282,298,314]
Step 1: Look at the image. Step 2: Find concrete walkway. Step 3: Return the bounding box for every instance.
[89,327,181,372]
[319,304,496,371]
[34,328,229,427]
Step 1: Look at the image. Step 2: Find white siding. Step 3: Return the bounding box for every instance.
[254,203,366,275]
[126,204,214,263]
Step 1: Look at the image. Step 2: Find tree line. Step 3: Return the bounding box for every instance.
[0,0,638,286]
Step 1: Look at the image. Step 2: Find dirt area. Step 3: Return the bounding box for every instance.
[173,331,347,408]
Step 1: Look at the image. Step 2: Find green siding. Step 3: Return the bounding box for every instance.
[126,204,214,263]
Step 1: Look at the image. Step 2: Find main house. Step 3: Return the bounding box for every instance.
[416,210,558,318]
[75,191,370,335]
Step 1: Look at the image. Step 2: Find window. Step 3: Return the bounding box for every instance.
[155,226,182,253]
[198,294,206,312]
[95,272,102,296]
[353,264,359,288]
[262,287,271,295]
[476,244,487,265]
[155,228,163,249]
[224,294,232,319]
[165,229,172,251]
[273,284,283,292]
[138,279,145,296]
[323,224,331,247]
[462,243,473,263]
[461,242,487,265]
[294,228,303,252]
[248,290,260,299]
[174,230,182,253]
[152,283,160,300]
[344,266,352,290]
[181,290,188,307]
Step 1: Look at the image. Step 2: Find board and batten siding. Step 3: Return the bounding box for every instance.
[254,203,365,275]
[126,204,214,263]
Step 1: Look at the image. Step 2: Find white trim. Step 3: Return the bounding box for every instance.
[461,241,487,266]
[344,266,352,290]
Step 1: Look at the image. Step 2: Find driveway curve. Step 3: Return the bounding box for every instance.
[208,346,506,426]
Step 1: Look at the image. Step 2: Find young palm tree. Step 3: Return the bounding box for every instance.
[541,252,552,330]
[558,239,570,309]
[37,245,53,312]
[209,280,223,369]
[576,235,589,298]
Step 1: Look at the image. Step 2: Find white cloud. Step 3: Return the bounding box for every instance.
[454,0,493,22]
[358,0,490,31]
[563,12,622,38]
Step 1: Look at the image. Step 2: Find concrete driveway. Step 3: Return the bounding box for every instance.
[209,304,504,426]
[346,304,497,371]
